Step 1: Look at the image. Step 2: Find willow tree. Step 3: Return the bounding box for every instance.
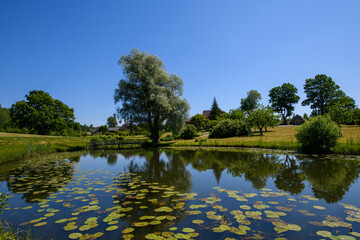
[114,49,189,143]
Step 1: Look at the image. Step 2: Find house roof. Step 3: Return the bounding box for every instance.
[203,109,226,119]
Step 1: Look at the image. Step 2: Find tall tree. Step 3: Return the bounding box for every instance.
[10,90,77,135]
[189,113,206,130]
[209,97,222,120]
[302,74,344,115]
[107,115,118,127]
[269,83,300,124]
[240,90,262,113]
[114,49,189,143]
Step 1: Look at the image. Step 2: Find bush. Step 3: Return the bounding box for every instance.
[296,115,342,154]
[209,119,251,138]
[179,124,198,139]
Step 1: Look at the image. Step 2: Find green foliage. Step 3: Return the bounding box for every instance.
[106,115,118,127]
[98,125,108,134]
[179,124,198,139]
[228,109,246,121]
[296,115,342,154]
[328,103,354,124]
[9,90,78,135]
[209,119,251,138]
[302,74,345,115]
[240,90,262,113]
[190,114,207,130]
[165,98,189,135]
[114,48,189,143]
[303,113,309,120]
[353,108,360,125]
[0,104,11,130]
[204,119,218,131]
[269,83,300,124]
[248,106,278,135]
[209,97,222,120]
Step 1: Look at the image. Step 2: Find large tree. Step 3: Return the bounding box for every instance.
[114,49,189,143]
[240,90,262,113]
[269,83,300,124]
[302,74,344,115]
[10,90,77,135]
[209,97,222,120]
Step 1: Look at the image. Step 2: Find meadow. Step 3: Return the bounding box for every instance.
[173,125,360,155]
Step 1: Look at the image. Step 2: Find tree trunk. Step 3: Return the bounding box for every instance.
[282,113,287,125]
[151,115,161,143]
[259,127,263,135]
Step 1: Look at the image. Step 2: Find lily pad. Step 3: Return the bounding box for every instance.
[69,233,82,239]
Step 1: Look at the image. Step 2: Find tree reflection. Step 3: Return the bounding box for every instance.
[5,159,75,203]
[274,156,305,195]
[300,157,360,203]
[111,149,192,239]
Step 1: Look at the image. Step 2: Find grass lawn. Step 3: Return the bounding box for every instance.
[173,125,360,155]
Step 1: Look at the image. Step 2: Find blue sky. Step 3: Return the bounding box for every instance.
[1,1,359,126]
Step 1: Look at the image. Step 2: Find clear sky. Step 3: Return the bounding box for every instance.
[1,1,359,126]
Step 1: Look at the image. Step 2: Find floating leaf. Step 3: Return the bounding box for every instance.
[133,222,149,227]
[317,231,332,237]
[69,233,82,239]
[182,228,195,233]
[106,226,118,231]
[192,219,204,224]
[169,227,178,231]
[313,205,326,210]
[122,228,134,234]
[34,222,47,227]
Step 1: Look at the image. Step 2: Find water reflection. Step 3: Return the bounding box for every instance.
[5,158,75,203]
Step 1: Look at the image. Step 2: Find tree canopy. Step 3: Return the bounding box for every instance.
[107,115,118,127]
[248,105,278,135]
[114,48,189,143]
[269,83,300,124]
[10,90,78,135]
[209,97,222,120]
[240,90,262,113]
[0,104,11,130]
[302,74,344,115]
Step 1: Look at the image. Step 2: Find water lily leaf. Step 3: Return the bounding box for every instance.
[182,228,195,233]
[45,213,55,217]
[64,224,78,231]
[150,220,161,225]
[274,227,288,233]
[331,235,356,240]
[122,228,135,235]
[22,206,33,210]
[313,205,326,210]
[145,234,158,240]
[106,226,118,232]
[108,220,119,225]
[34,222,47,227]
[154,207,173,213]
[169,227,178,231]
[317,231,332,237]
[350,232,360,237]
[192,219,204,224]
[69,233,82,239]
[133,222,149,227]
[240,205,251,210]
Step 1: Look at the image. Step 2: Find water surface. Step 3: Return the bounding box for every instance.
[0,149,360,239]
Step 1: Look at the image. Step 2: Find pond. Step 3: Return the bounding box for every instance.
[0,149,360,240]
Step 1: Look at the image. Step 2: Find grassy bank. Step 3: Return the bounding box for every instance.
[173,125,360,155]
[0,132,89,164]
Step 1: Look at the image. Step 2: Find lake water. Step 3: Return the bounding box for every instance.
[0,149,360,240]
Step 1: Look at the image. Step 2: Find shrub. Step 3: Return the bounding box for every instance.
[296,115,342,154]
[209,119,251,138]
[179,124,198,139]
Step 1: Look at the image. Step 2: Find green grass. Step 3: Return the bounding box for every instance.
[0,132,89,164]
[172,125,360,155]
